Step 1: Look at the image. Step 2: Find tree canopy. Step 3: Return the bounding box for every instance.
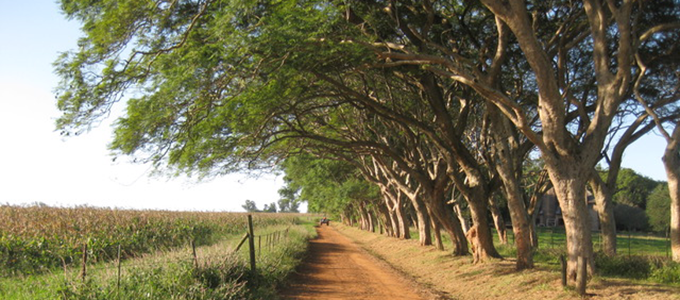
[55,0,680,285]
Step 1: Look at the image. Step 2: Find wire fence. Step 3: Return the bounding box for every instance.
[59,215,293,291]
[501,227,672,257]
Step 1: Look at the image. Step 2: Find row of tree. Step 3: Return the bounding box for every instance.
[241,198,301,213]
[55,0,679,290]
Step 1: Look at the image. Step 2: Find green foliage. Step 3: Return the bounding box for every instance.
[595,254,680,284]
[262,202,278,213]
[594,254,652,279]
[611,168,659,209]
[55,0,369,176]
[281,154,378,218]
[242,200,260,212]
[650,261,680,284]
[278,186,301,213]
[2,223,314,299]
[613,203,649,231]
[646,184,671,232]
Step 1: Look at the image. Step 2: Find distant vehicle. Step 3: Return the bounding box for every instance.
[320,217,330,226]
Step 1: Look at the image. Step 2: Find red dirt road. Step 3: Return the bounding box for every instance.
[280,225,427,300]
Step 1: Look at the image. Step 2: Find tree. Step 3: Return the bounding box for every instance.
[277,185,301,213]
[614,203,649,231]
[611,169,659,208]
[54,0,680,278]
[647,184,671,233]
[242,200,260,213]
[262,203,277,213]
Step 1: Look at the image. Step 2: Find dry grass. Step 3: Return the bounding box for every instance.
[335,224,680,300]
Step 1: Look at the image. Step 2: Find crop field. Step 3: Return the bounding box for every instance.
[0,205,301,277]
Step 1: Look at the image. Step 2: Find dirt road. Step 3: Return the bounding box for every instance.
[280,225,427,300]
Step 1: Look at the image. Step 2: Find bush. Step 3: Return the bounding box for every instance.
[650,261,680,284]
[614,203,649,231]
[594,254,652,279]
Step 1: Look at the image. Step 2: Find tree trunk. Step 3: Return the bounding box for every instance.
[466,187,502,262]
[529,199,541,248]
[396,201,410,239]
[413,197,432,246]
[453,200,470,233]
[549,170,594,284]
[378,203,395,237]
[588,174,617,256]
[488,193,508,244]
[662,125,680,262]
[382,194,399,237]
[426,191,468,255]
[495,163,534,269]
[430,212,445,250]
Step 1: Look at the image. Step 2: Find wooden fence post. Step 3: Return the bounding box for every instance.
[559,254,567,287]
[117,244,122,292]
[247,215,256,272]
[81,243,87,283]
[192,240,198,269]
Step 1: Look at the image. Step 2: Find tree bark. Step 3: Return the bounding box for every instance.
[396,200,411,240]
[488,193,508,245]
[413,196,432,246]
[662,125,680,262]
[466,187,502,262]
[588,174,617,256]
[548,168,595,281]
[452,198,470,233]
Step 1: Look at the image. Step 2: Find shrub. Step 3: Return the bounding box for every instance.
[594,254,652,279]
[650,261,680,284]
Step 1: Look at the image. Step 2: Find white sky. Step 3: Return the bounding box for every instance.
[0,1,289,212]
[0,1,669,212]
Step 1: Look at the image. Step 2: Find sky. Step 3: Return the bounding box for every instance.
[0,1,671,212]
[0,1,290,212]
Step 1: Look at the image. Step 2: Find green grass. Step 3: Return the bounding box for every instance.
[0,221,317,300]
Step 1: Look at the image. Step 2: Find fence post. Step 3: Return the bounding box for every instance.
[117,244,122,293]
[247,215,256,272]
[559,254,567,287]
[81,243,87,283]
[192,240,198,269]
[667,227,671,258]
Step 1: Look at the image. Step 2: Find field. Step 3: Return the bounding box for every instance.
[0,205,314,299]
[0,205,302,276]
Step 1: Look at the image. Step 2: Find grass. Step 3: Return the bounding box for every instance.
[404,225,679,284]
[0,217,317,299]
[337,224,680,300]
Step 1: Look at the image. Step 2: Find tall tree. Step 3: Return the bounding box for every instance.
[242,200,260,213]
[647,184,671,233]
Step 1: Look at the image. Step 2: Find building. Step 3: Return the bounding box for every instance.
[536,188,600,231]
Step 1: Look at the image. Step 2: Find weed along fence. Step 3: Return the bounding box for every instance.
[70,214,294,295]
[232,215,292,272]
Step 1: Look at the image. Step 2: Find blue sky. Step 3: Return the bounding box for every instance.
[0,1,669,211]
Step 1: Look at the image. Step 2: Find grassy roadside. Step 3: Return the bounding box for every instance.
[0,221,317,300]
[334,224,680,300]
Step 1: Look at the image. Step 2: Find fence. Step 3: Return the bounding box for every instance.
[501,227,672,257]
[69,215,292,292]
